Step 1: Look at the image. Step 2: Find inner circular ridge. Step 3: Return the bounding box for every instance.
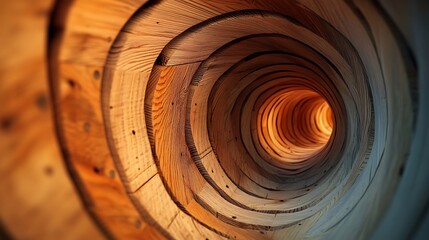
[256,87,334,164]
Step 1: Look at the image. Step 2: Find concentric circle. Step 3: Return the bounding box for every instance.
[49,0,415,239]
[105,7,375,236]
[255,86,333,164]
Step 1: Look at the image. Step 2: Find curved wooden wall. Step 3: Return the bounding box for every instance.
[1,0,428,239]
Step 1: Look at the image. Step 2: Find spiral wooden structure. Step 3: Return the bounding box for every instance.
[1,0,428,239]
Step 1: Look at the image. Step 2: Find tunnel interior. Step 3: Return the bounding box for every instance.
[1,0,428,240]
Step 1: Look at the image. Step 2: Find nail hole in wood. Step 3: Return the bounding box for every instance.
[36,94,47,110]
[93,70,100,80]
[44,166,53,176]
[109,169,115,178]
[67,79,75,88]
[1,117,12,130]
[134,219,142,228]
[399,164,405,176]
[83,122,91,132]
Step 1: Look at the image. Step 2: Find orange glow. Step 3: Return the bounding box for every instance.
[256,88,333,164]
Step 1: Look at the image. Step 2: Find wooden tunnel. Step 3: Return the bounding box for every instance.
[1,0,428,239]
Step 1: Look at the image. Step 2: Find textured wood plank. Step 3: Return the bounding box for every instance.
[2,0,424,239]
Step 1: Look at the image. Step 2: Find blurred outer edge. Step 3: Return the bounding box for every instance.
[372,0,429,239]
[47,0,112,238]
[0,0,105,239]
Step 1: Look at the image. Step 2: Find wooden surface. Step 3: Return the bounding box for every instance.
[0,1,104,239]
[1,0,426,239]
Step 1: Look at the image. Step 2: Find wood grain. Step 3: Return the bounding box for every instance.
[1,0,423,239]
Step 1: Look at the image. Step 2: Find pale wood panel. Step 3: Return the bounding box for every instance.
[131,174,226,240]
[56,61,164,239]
[301,0,413,238]
[52,0,167,238]
[103,68,158,192]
